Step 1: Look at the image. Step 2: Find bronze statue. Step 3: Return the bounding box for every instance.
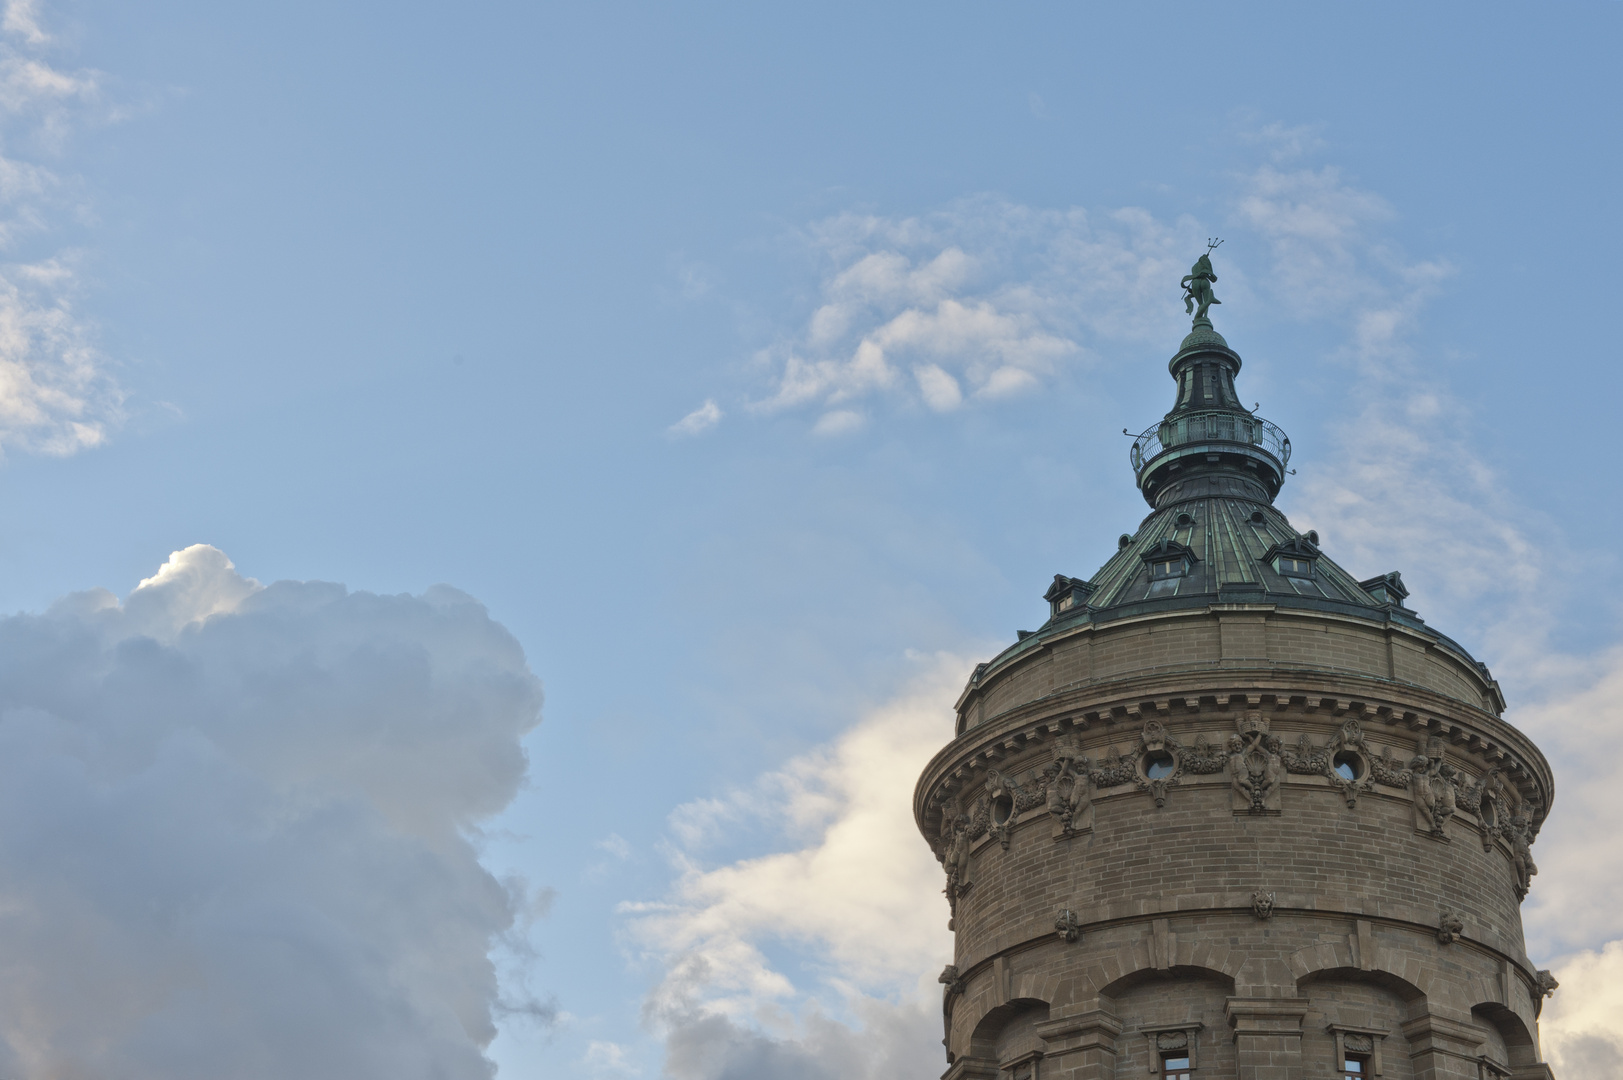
[1181,239,1222,321]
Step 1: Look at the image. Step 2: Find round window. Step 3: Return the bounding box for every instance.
[1143,750,1176,780]
[1480,797,1497,827]
[991,794,1014,825]
[1332,751,1363,782]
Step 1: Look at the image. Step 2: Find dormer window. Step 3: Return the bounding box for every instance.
[1141,539,1197,599]
[1262,537,1324,596]
[1276,556,1313,578]
[1044,575,1095,619]
[1358,571,1409,606]
[1150,558,1187,580]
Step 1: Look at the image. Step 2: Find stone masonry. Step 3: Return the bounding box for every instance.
[914,256,1558,1080]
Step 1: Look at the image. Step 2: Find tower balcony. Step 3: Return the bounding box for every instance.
[1130,409,1291,506]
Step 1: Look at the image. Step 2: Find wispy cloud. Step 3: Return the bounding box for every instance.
[0,1,124,458]
[669,399,723,437]
[745,200,1205,433]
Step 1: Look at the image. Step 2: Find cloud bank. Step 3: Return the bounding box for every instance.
[0,544,544,1079]
[625,653,963,1079]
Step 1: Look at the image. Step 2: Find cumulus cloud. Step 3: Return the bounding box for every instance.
[624,653,964,1079]
[0,544,545,1079]
[1541,940,1623,1079]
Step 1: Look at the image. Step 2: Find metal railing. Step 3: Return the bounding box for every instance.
[1130,410,1291,477]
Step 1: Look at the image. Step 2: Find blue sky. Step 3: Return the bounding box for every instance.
[0,2,1618,1077]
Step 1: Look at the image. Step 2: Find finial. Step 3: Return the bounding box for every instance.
[1181,240,1222,324]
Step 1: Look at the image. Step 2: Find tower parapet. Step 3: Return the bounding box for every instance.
[915,251,1557,1080]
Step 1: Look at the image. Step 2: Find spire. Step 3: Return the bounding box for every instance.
[1128,245,1291,508]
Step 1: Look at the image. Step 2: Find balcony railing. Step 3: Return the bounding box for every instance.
[1130,410,1291,477]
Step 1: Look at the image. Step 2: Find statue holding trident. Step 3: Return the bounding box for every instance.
[1181,238,1222,321]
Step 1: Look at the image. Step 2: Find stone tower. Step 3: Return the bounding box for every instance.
[915,254,1558,1080]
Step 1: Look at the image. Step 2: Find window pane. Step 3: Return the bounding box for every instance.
[1163,1057,1190,1069]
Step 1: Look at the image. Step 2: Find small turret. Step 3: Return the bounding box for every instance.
[1129,247,1291,508]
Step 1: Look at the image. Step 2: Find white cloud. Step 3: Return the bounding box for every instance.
[747,201,1201,426]
[624,654,965,1077]
[669,399,722,437]
[811,409,864,437]
[912,363,961,412]
[1541,940,1623,1079]
[0,546,545,1079]
[0,2,125,458]
[1,1,47,46]
[584,1039,639,1076]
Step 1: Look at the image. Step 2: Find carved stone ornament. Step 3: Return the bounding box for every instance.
[1136,720,1182,809]
[1535,969,1559,998]
[1044,741,1095,835]
[1344,1033,1375,1054]
[1251,889,1276,920]
[984,768,1032,851]
[1327,719,1376,808]
[1506,813,1539,900]
[1091,746,1138,789]
[1155,1030,1190,1052]
[1437,909,1465,945]
[939,964,963,1064]
[1055,908,1082,944]
[1460,766,1505,851]
[1229,714,1283,814]
[938,800,973,932]
[1409,736,1458,838]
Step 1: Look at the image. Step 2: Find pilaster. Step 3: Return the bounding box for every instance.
[1226,997,1309,1080]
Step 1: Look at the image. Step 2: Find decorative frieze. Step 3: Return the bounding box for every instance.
[926,700,1549,927]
